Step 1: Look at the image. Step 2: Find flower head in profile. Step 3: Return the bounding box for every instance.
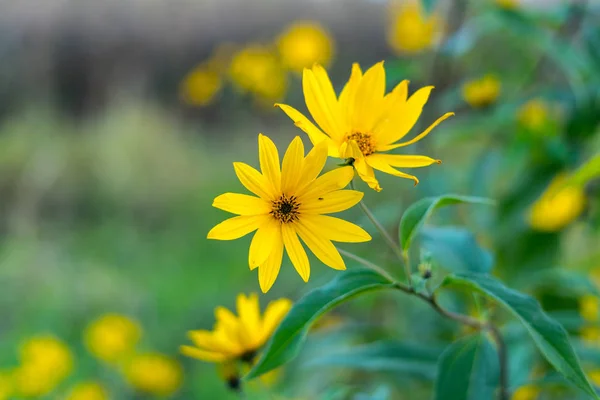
[528,174,586,232]
[277,62,453,191]
[181,293,291,364]
[180,64,222,107]
[462,74,501,108]
[84,313,141,363]
[123,353,182,397]
[387,1,441,54]
[277,21,334,73]
[65,382,108,400]
[207,134,371,292]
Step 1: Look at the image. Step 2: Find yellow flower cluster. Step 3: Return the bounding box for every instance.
[387,1,442,54]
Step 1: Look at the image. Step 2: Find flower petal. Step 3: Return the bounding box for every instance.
[260,298,292,343]
[258,232,284,293]
[302,214,371,243]
[295,140,329,191]
[275,103,333,150]
[237,293,261,347]
[352,61,386,133]
[297,166,354,199]
[281,136,304,195]
[296,220,346,270]
[303,67,342,139]
[248,218,279,270]
[338,63,362,131]
[367,154,441,168]
[378,111,455,151]
[258,134,281,193]
[301,190,364,214]
[282,224,310,282]
[375,79,409,130]
[234,162,276,200]
[212,193,271,215]
[180,345,227,362]
[340,140,381,191]
[207,215,267,240]
[365,156,419,186]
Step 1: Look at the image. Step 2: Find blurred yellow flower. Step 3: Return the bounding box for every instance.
[496,0,518,10]
[518,99,551,133]
[588,369,600,386]
[0,371,13,400]
[15,335,73,397]
[181,293,291,362]
[229,44,288,104]
[207,134,371,291]
[277,21,334,73]
[581,326,600,343]
[511,384,539,400]
[65,382,108,400]
[387,1,441,54]
[180,64,222,107]
[277,62,453,191]
[528,174,586,232]
[580,295,599,322]
[462,74,501,108]
[124,353,182,397]
[84,313,141,363]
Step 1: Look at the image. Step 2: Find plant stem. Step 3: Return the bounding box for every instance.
[350,180,413,287]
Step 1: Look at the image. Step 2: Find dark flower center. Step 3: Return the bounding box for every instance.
[347,132,376,156]
[271,194,300,223]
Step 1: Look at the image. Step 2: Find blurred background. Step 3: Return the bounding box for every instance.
[0,0,599,398]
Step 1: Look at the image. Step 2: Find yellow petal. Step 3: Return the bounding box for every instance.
[281,136,305,194]
[275,103,332,149]
[367,154,441,168]
[302,214,371,243]
[352,61,386,132]
[234,162,276,200]
[180,345,227,362]
[297,166,354,199]
[248,218,280,270]
[303,67,342,139]
[260,298,292,343]
[207,215,267,240]
[365,156,419,186]
[338,63,363,130]
[312,64,347,137]
[378,112,455,151]
[237,293,261,347]
[188,330,216,350]
[342,141,381,191]
[258,232,284,293]
[295,140,329,191]
[258,134,281,193]
[376,79,409,129]
[296,220,346,270]
[301,190,364,214]
[375,85,434,146]
[212,193,271,215]
[214,307,244,347]
[282,224,310,282]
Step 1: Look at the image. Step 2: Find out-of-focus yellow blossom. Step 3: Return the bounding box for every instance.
[462,74,501,108]
[496,0,519,10]
[277,21,334,73]
[180,64,222,107]
[518,99,551,133]
[581,326,600,343]
[14,335,73,397]
[580,295,599,322]
[387,1,441,54]
[124,353,182,397]
[229,44,288,103]
[0,371,13,400]
[528,174,586,232]
[589,370,600,386]
[511,384,539,400]
[65,382,108,400]
[182,293,292,361]
[85,313,141,363]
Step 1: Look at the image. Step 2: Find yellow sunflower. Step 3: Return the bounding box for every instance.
[276,62,453,191]
[181,293,291,363]
[207,134,371,292]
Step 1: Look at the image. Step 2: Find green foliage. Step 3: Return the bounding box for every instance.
[434,334,499,400]
[246,268,395,380]
[441,273,598,399]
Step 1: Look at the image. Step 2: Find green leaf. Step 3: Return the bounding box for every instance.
[399,195,493,253]
[245,268,394,379]
[434,334,499,400]
[308,340,443,380]
[441,273,598,399]
[421,0,437,15]
[570,154,600,187]
[420,226,494,273]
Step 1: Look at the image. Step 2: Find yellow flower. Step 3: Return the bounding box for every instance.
[181,293,291,363]
[511,384,539,400]
[387,1,441,54]
[518,99,551,133]
[580,295,599,322]
[84,313,141,363]
[277,63,453,191]
[124,353,182,397]
[0,371,13,400]
[462,74,501,108]
[65,382,108,400]
[207,134,372,291]
[528,174,586,232]
[229,44,288,103]
[496,0,518,10]
[277,21,334,73]
[15,335,73,397]
[581,326,600,343]
[180,64,222,107]
[589,369,600,386]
